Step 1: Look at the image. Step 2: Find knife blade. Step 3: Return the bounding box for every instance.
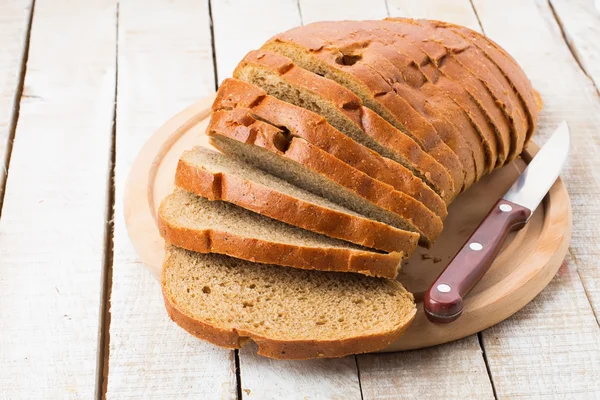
[424,121,571,323]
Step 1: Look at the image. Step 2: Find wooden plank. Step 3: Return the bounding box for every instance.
[211,2,364,398]
[0,0,33,200]
[549,0,600,91]
[105,0,236,398]
[299,0,388,23]
[386,0,481,31]
[359,337,494,400]
[0,0,116,397]
[239,343,362,399]
[210,0,301,84]
[332,2,495,398]
[470,0,600,396]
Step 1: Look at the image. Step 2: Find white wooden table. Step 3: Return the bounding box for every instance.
[1,0,599,398]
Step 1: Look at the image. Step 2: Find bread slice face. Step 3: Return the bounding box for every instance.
[162,246,417,359]
[213,78,447,219]
[176,147,419,253]
[160,189,406,278]
[233,50,451,212]
[262,34,465,199]
[207,107,444,246]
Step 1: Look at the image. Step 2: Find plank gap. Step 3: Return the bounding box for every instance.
[468,0,486,36]
[547,0,600,97]
[295,0,305,26]
[477,332,499,400]
[571,248,600,328]
[0,0,36,218]
[354,355,365,400]
[234,349,243,400]
[97,3,119,399]
[207,0,219,90]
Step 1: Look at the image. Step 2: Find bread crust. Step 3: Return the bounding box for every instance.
[406,19,527,163]
[368,19,512,167]
[208,107,444,245]
[161,248,417,360]
[262,36,465,200]
[442,23,539,144]
[175,154,419,253]
[291,20,491,178]
[213,78,447,218]
[236,50,456,204]
[281,29,478,188]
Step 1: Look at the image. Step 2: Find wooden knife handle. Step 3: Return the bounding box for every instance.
[424,199,532,323]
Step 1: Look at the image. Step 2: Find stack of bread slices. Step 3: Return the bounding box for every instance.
[158,18,541,359]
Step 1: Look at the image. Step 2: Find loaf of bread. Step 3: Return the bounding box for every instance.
[157,19,540,358]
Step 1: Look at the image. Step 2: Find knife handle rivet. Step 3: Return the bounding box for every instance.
[469,242,483,251]
[437,284,452,293]
[499,204,513,212]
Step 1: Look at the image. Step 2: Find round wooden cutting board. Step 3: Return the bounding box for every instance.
[124,97,572,352]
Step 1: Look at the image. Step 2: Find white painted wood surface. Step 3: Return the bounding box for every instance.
[105,0,236,398]
[387,0,481,31]
[470,0,600,396]
[299,0,388,23]
[0,0,599,398]
[0,0,116,397]
[239,343,362,400]
[550,0,600,91]
[210,0,301,84]
[359,337,494,400]
[0,0,32,199]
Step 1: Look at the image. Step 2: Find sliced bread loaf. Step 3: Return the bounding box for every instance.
[162,246,417,359]
[159,189,405,278]
[376,19,511,166]
[207,108,444,246]
[262,33,465,198]
[440,22,539,144]
[233,49,453,208]
[213,78,447,218]
[417,19,528,162]
[285,21,490,179]
[176,147,419,253]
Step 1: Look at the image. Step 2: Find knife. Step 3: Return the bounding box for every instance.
[424,121,571,323]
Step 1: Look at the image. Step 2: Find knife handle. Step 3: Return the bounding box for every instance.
[424,199,531,323]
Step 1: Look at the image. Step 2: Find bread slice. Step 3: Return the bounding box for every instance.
[213,78,447,218]
[176,147,419,253]
[441,22,539,144]
[262,33,465,199]
[207,108,444,246]
[284,21,491,179]
[233,50,453,208]
[159,189,406,278]
[162,246,417,359]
